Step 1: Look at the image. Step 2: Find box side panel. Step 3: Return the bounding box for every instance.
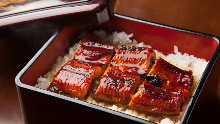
[188,53,220,124]
[97,15,219,61]
[17,86,139,124]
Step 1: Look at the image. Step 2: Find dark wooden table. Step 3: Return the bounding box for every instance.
[0,0,220,124]
[0,32,33,124]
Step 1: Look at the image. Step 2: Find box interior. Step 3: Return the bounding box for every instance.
[21,15,219,87]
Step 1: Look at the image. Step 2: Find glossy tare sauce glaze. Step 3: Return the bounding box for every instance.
[148,58,193,101]
[48,36,193,115]
[94,45,156,104]
[48,37,115,98]
[129,58,193,115]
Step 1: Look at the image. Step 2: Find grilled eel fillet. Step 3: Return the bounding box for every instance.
[49,37,115,98]
[129,58,193,115]
[94,46,156,104]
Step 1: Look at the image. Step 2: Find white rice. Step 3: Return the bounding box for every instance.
[35,30,208,124]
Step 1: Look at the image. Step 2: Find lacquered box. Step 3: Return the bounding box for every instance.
[0,0,115,27]
[15,14,220,124]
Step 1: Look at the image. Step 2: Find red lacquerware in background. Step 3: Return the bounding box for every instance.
[0,0,116,27]
[15,14,220,124]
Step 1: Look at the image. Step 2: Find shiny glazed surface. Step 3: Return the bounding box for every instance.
[130,58,193,115]
[94,45,155,103]
[49,37,115,97]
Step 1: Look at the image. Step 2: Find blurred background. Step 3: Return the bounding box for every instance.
[0,0,219,123]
